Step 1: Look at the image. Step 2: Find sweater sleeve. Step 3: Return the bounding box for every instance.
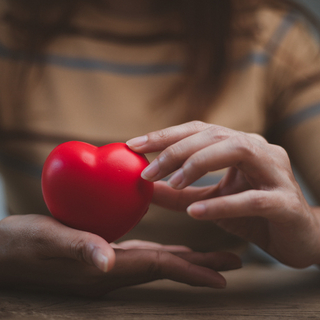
[264,11,320,203]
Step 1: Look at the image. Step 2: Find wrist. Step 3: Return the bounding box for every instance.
[309,206,320,266]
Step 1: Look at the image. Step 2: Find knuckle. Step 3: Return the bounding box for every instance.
[69,235,92,263]
[272,144,290,163]
[188,120,208,131]
[248,133,267,143]
[249,192,270,211]
[290,197,302,216]
[160,145,181,163]
[286,191,304,216]
[219,196,235,216]
[230,135,258,158]
[184,153,205,175]
[147,250,165,280]
[150,121,209,143]
[207,125,231,142]
[272,144,287,155]
[25,221,53,255]
[269,144,293,177]
[151,128,171,142]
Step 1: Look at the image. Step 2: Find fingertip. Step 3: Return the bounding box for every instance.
[220,254,242,271]
[141,160,160,181]
[205,268,227,289]
[126,135,148,150]
[167,168,185,189]
[215,277,227,289]
[81,234,116,273]
[92,250,109,272]
[194,268,227,289]
[106,248,116,271]
[187,203,206,218]
[92,247,116,273]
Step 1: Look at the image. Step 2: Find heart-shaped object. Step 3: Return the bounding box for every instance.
[42,141,153,242]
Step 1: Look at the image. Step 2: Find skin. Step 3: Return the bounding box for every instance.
[0,214,241,296]
[0,0,243,297]
[127,121,320,269]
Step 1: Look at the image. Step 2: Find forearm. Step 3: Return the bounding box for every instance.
[308,206,320,266]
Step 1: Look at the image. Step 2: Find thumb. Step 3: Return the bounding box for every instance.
[44,217,116,272]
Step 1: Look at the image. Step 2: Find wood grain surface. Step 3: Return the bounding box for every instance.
[1,264,320,320]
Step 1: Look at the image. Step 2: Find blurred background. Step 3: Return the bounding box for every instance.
[0,0,319,220]
[295,0,320,18]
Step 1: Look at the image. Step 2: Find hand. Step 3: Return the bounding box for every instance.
[127,121,320,268]
[0,214,241,296]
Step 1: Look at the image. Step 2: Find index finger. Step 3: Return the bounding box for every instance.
[126,121,213,153]
[103,249,228,291]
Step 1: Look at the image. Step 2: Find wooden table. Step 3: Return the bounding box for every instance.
[0,264,320,320]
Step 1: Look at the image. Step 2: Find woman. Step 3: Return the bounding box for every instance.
[0,0,319,295]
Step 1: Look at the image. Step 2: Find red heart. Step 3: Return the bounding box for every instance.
[42,141,153,242]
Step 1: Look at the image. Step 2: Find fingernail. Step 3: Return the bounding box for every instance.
[215,278,227,289]
[187,203,206,217]
[92,250,109,273]
[141,160,160,181]
[229,260,242,270]
[126,135,148,148]
[167,168,185,189]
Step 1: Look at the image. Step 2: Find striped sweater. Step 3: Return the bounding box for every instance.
[0,4,319,251]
